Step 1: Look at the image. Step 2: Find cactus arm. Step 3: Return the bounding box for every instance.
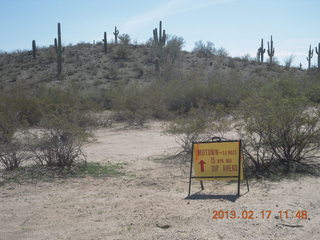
[162,30,166,45]
[153,29,158,43]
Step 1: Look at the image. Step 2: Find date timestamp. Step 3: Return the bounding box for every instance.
[211,210,308,220]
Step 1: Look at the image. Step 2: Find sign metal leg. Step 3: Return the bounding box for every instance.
[200,181,204,190]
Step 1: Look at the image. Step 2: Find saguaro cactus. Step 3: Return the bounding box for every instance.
[103,32,107,53]
[153,21,166,47]
[32,40,36,59]
[315,43,320,69]
[307,45,314,69]
[267,35,275,64]
[257,38,266,63]
[55,22,64,75]
[113,27,119,44]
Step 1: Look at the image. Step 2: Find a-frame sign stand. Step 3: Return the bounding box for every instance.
[188,137,249,197]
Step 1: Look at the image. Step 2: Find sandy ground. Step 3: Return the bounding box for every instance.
[0,121,320,240]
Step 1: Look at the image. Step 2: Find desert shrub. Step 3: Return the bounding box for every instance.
[0,86,98,130]
[0,86,96,169]
[147,35,184,77]
[119,34,131,45]
[192,40,216,57]
[109,84,152,126]
[300,72,320,103]
[216,47,229,57]
[0,97,19,143]
[149,71,246,115]
[164,36,184,64]
[0,93,29,170]
[168,108,208,155]
[167,107,230,155]
[43,47,56,62]
[241,54,253,62]
[284,54,295,69]
[28,105,88,168]
[0,92,31,169]
[0,141,29,170]
[11,90,42,126]
[238,80,320,174]
[113,44,131,60]
[28,127,86,168]
[35,87,98,128]
[163,78,208,113]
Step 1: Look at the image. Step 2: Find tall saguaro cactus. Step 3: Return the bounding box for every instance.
[32,40,36,59]
[267,35,275,64]
[55,22,64,75]
[113,26,119,44]
[307,44,314,69]
[103,32,107,53]
[257,38,266,63]
[315,43,320,69]
[153,21,166,47]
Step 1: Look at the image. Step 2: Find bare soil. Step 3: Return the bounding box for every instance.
[0,121,319,240]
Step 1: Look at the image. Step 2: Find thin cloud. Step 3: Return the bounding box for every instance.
[123,0,238,32]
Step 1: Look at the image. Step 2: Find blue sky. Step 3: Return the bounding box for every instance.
[0,0,319,68]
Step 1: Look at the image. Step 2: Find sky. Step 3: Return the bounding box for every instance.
[0,0,319,68]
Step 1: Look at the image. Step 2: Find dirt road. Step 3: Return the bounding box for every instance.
[0,122,319,240]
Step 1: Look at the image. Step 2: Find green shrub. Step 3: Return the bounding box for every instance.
[167,108,208,155]
[109,84,152,126]
[28,109,88,168]
[239,80,320,174]
[113,44,131,60]
[164,36,184,64]
[0,101,18,144]
[167,105,233,156]
[28,127,86,168]
[0,86,97,169]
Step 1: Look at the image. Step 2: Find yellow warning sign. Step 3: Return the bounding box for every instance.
[193,141,243,180]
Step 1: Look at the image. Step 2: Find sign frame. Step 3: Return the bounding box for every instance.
[187,137,249,197]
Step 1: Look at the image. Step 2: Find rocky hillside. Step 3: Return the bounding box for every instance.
[0,41,305,92]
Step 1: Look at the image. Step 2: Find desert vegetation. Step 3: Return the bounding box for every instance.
[1,21,320,183]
